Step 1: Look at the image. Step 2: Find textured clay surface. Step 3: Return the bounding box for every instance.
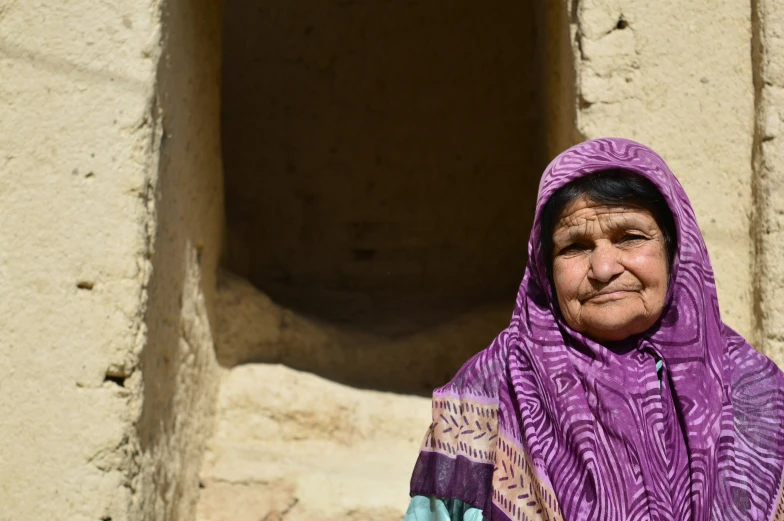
[196,364,432,521]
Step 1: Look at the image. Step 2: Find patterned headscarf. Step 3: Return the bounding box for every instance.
[409,138,784,521]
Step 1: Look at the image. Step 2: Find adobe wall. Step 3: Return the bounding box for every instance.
[132,0,224,519]
[0,0,223,519]
[0,0,163,519]
[573,0,756,340]
[753,0,784,367]
[197,364,432,521]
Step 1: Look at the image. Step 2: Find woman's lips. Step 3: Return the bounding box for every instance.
[585,290,637,303]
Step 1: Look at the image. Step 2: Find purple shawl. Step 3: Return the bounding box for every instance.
[409,138,784,521]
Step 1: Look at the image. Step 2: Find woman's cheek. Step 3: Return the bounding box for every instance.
[633,245,668,285]
[571,258,589,289]
[562,264,585,305]
[555,257,589,305]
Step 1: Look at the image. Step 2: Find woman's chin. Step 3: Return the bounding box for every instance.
[580,316,653,343]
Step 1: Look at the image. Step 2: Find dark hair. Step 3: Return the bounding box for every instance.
[540,169,677,280]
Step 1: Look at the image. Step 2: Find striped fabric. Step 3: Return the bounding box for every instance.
[409,138,784,521]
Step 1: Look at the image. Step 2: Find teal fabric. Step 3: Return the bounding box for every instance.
[404,496,483,521]
[656,358,664,390]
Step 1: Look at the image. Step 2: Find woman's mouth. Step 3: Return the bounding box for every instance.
[587,290,636,303]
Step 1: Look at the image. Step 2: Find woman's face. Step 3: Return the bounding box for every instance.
[551,196,670,342]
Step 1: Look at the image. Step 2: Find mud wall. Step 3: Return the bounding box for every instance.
[753,0,784,365]
[133,0,225,519]
[197,364,432,521]
[0,0,164,519]
[0,0,224,519]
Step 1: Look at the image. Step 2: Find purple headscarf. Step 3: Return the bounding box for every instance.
[409,138,784,521]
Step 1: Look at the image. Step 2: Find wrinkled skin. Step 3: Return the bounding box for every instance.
[551,196,669,342]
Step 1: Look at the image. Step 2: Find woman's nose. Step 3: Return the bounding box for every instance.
[589,243,624,282]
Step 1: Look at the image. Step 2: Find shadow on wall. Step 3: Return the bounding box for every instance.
[213,270,513,395]
[134,0,224,517]
[217,0,574,393]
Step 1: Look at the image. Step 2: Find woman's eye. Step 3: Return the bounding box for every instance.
[620,234,646,243]
[559,243,589,254]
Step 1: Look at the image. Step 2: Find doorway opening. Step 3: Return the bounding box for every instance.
[217,0,566,393]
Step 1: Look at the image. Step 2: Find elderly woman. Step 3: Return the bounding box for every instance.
[404,138,784,521]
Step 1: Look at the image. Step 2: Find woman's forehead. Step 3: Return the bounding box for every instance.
[555,199,657,233]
